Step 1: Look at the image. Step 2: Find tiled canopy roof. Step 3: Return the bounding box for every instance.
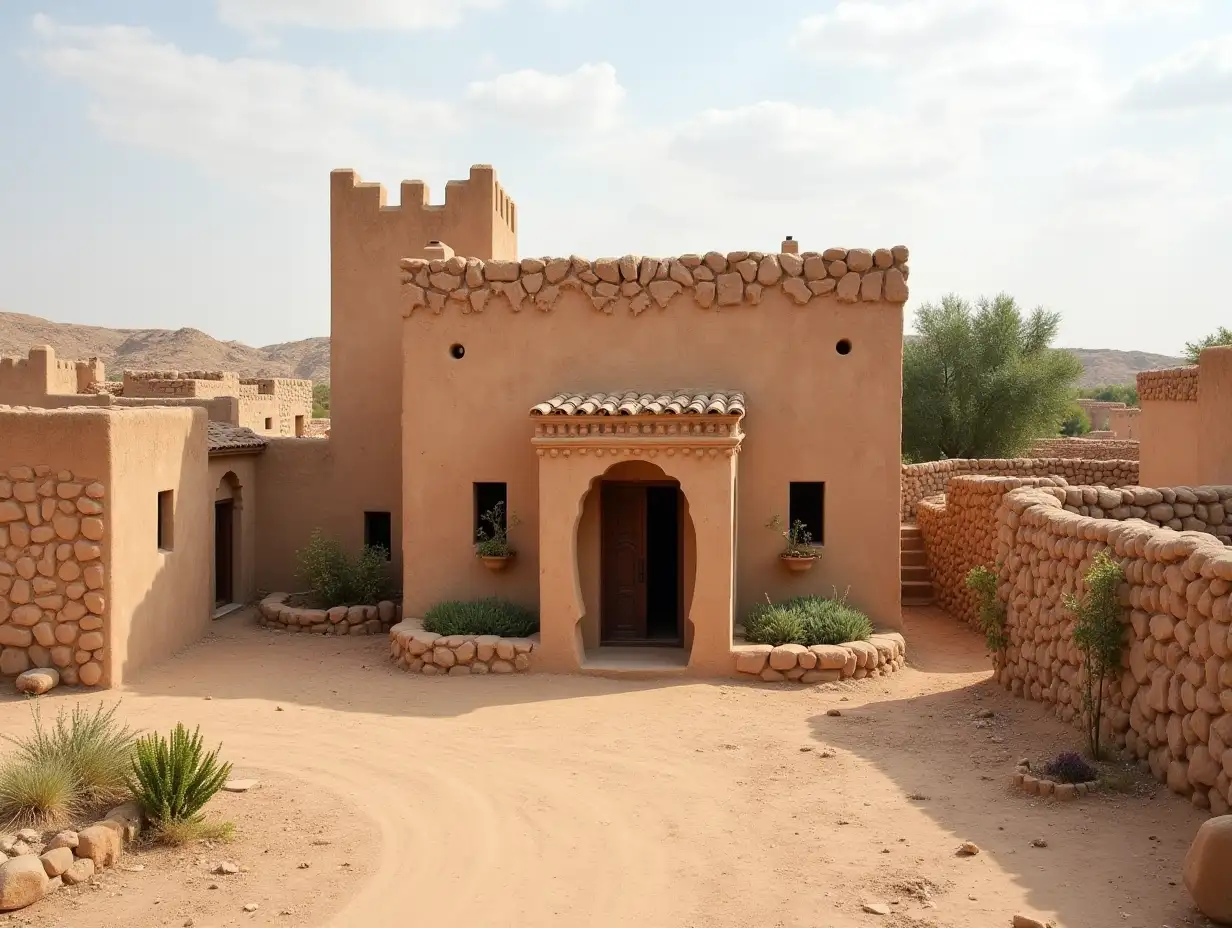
[530,391,745,417]
[207,421,268,454]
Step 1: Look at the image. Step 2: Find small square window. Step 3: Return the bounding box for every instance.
[157,490,174,551]
[364,511,392,560]
[264,417,273,430]
[473,482,507,541]
[788,482,824,547]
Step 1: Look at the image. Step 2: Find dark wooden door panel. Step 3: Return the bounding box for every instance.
[215,501,234,605]
[601,483,647,641]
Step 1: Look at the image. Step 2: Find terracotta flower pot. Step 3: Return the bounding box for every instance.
[781,555,817,573]
[479,554,513,571]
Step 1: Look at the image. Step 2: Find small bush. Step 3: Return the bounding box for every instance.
[0,757,79,829]
[966,565,1008,655]
[153,817,236,846]
[423,598,539,638]
[3,702,138,808]
[296,529,392,606]
[743,594,874,646]
[128,724,232,825]
[1042,751,1098,784]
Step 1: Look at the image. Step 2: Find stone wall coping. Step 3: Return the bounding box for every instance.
[400,248,910,316]
[732,632,906,683]
[1137,365,1199,402]
[389,618,537,675]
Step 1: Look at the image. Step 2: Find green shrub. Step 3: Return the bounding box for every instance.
[154,817,236,846]
[296,529,392,606]
[423,598,539,638]
[1065,550,1127,759]
[128,724,232,825]
[743,594,873,646]
[475,501,519,558]
[0,757,79,829]
[3,702,138,808]
[966,565,1008,655]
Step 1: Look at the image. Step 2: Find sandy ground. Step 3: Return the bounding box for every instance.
[0,606,1214,928]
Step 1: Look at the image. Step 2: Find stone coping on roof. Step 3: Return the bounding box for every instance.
[530,391,745,417]
[207,421,268,454]
[401,248,909,316]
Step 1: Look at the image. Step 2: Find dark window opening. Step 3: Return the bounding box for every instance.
[836,338,852,355]
[450,343,465,359]
[473,482,507,541]
[157,490,174,551]
[294,415,305,437]
[364,511,392,560]
[645,486,681,641]
[789,482,825,547]
[264,417,273,430]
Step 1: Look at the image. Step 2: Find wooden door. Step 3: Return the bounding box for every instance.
[601,483,647,641]
[214,500,234,605]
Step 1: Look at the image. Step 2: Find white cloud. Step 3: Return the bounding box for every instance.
[464,63,625,130]
[216,0,502,33]
[1124,34,1232,113]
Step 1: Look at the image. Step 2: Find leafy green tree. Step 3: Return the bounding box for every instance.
[312,382,330,418]
[1059,404,1090,436]
[903,294,1083,460]
[1183,326,1232,364]
[1079,384,1138,406]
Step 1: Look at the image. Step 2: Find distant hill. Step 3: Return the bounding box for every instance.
[0,311,330,383]
[1,310,1182,388]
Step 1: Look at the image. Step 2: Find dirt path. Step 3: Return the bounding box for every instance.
[0,606,1209,927]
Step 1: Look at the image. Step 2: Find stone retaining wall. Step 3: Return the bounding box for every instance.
[1138,366,1199,403]
[0,466,107,687]
[1028,438,1140,461]
[257,593,398,635]
[901,458,1139,522]
[994,485,1232,813]
[733,632,906,683]
[401,247,911,317]
[389,619,535,674]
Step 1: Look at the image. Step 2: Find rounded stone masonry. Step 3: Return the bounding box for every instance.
[389,619,537,675]
[0,465,107,688]
[732,632,906,683]
[258,593,399,636]
[1010,760,1095,801]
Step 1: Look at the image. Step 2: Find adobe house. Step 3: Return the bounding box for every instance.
[1138,346,1232,487]
[0,164,911,685]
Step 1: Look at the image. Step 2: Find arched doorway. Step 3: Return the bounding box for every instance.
[214,472,241,609]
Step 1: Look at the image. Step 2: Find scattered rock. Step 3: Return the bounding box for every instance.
[297,861,310,869]
[1030,838,1048,848]
[243,902,260,912]
[1183,815,1232,923]
[214,861,239,875]
[14,830,39,845]
[43,831,78,852]
[956,841,980,856]
[907,792,929,801]
[861,901,891,915]
[14,668,59,695]
[0,855,50,911]
[976,708,995,719]
[224,779,260,793]
[826,708,842,717]
[817,747,837,759]
[1011,916,1049,928]
[75,824,121,869]
[38,847,73,878]
[61,857,95,886]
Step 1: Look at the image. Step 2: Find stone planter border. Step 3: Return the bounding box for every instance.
[390,619,536,675]
[732,632,906,683]
[1011,761,1097,801]
[257,593,399,636]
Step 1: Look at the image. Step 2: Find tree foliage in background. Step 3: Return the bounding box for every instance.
[1184,326,1232,364]
[312,382,330,418]
[1079,384,1138,406]
[1058,404,1091,437]
[902,294,1083,460]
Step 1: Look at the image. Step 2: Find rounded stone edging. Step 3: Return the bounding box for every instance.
[733,632,906,683]
[389,619,536,675]
[1011,761,1096,801]
[257,593,398,636]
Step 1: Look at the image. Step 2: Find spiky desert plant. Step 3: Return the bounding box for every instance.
[128,724,232,824]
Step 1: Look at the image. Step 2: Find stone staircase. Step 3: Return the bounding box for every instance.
[900,524,934,606]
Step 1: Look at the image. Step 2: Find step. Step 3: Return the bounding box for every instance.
[900,537,925,553]
[900,565,931,583]
[901,549,928,567]
[902,597,935,608]
[901,580,934,602]
[899,525,922,537]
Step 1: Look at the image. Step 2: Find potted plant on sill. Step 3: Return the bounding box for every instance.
[475,501,520,571]
[767,515,821,572]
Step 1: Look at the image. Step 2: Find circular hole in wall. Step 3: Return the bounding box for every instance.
[835,339,852,355]
[449,343,466,359]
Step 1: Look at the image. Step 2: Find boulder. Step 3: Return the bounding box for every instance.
[103,801,145,842]
[1184,815,1232,922]
[15,668,58,698]
[60,857,94,886]
[74,824,121,869]
[734,645,772,675]
[38,847,73,878]
[0,855,49,911]
[42,831,77,852]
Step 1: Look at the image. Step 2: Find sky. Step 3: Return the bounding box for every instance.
[1,0,1229,352]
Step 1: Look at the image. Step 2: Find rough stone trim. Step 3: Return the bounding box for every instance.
[400,247,910,316]
[258,593,398,635]
[1011,763,1095,801]
[1027,438,1139,461]
[733,633,905,683]
[389,619,536,675]
[1138,366,1198,402]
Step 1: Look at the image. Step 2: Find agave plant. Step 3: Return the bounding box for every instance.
[127,724,232,824]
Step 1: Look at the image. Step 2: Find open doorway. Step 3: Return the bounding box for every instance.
[600,481,682,645]
[214,499,234,606]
